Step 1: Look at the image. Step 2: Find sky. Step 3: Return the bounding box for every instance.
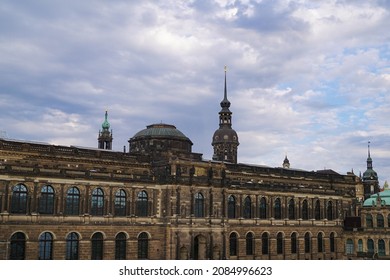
[0,0,389,186]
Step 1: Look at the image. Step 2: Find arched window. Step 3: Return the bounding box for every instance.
[229,232,238,256]
[65,187,80,215]
[291,232,297,254]
[115,232,127,260]
[246,232,254,256]
[304,232,311,253]
[243,196,251,219]
[357,239,363,252]
[39,232,53,260]
[9,232,26,260]
[136,191,148,217]
[194,192,204,218]
[302,199,309,220]
[330,232,336,253]
[345,239,354,255]
[314,200,321,220]
[261,232,269,255]
[114,189,127,217]
[10,184,28,214]
[326,201,333,220]
[91,232,104,260]
[317,232,324,253]
[138,232,149,259]
[274,198,281,220]
[91,188,104,216]
[367,239,374,255]
[377,214,384,228]
[39,185,55,214]
[366,214,373,228]
[66,232,79,260]
[288,199,295,220]
[277,232,284,254]
[378,239,385,256]
[227,195,236,219]
[259,197,267,219]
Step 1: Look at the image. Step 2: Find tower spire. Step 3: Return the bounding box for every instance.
[98,110,113,150]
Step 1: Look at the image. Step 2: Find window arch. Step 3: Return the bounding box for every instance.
[194,192,204,218]
[229,232,238,256]
[246,232,254,256]
[377,214,384,228]
[261,232,269,255]
[291,232,298,254]
[277,232,284,254]
[330,232,336,253]
[317,232,324,253]
[227,195,236,219]
[114,189,127,217]
[39,185,55,214]
[259,197,267,219]
[138,232,149,259]
[314,200,320,220]
[91,232,104,260]
[10,184,28,214]
[91,188,104,216]
[39,232,53,260]
[304,232,311,253]
[65,187,80,215]
[326,201,333,220]
[243,196,251,219]
[288,199,295,220]
[136,190,148,217]
[66,232,79,260]
[357,239,363,253]
[115,232,127,260]
[302,199,309,220]
[345,239,354,255]
[378,239,385,256]
[274,198,281,219]
[9,232,26,260]
[366,214,373,228]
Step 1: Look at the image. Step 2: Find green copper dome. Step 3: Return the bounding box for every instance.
[102,111,110,130]
[363,190,390,207]
[132,123,189,140]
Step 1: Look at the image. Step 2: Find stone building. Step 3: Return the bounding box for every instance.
[0,71,381,260]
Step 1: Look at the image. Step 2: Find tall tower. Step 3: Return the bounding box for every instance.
[362,141,379,199]
[212,67,239,163]
[98,111,113,150]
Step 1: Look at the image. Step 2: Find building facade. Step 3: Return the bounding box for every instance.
[0,72,384,260]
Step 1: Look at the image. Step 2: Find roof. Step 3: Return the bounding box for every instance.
[132,123,190,140]
[363,190,390,207]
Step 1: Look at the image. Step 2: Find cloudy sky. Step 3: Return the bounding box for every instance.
[0,0,389,185]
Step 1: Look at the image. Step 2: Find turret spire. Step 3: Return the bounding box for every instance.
[98,110,113,150]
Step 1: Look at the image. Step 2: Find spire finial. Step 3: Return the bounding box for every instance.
[368,141,371,158]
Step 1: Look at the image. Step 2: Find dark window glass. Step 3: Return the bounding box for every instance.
[39,232,53,260]
[288,199,295,220]
[115,232,127,260]
[246,232,254,255]
[65,187,80,215]
[114,189,127,216]
[10,184,28,214]
[291,232,297,254]
[346,239,354,254]
[91,188,104,216]
[277,232,283,254]
[262,232,269,255]
[229,232,238,256]
[10,232,26,260]
[243,196,251,219]
[304,232,311,253]
[377,214,384,228]
[366,214,373,228]
[302,200,309,220]
[138,232,149,259]
[330,232,335,252]
[91,232,104,260]
[227,195,236,219]
[367,239,374,254]
[317,232,324,253]
[136,191,148,217]
[66,232,79,260]
[259,197,267,219]
[388,214,390,228]
[314,200,321,220]
[194,192,204,218]
[274,198,281,219]
[326,201,333,220]
[39,185,54,214]
[357,239,363,252]
[378,239,385,256]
